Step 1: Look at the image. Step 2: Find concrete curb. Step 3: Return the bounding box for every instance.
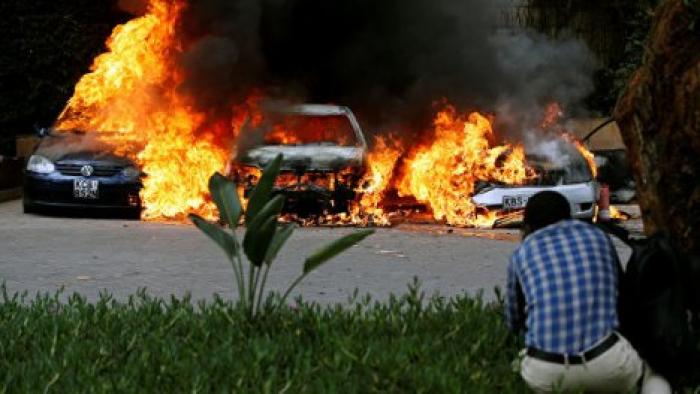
[0,187,22,203]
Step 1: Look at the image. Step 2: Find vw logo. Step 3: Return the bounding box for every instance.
[80,165,94,177]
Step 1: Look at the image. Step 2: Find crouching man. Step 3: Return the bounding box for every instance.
[505,191,668,393]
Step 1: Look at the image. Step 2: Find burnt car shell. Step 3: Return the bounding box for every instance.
[472,140,598,220]
[236,104,367,216]
[23,131,142,218]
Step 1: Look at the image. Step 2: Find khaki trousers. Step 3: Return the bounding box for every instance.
[519,334,644,393]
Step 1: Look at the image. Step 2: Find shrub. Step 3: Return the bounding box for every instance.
[0,284,526,393]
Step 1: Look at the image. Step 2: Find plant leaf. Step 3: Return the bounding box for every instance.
[264,223,297,265]
[243,216,277,267]
[303,229,374,274]
[208,172,242,228]
[189,214,238,260]
[247,194,285,230]
[243,195,285,266]
[245,154,283,224]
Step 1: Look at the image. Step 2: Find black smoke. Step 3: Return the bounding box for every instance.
[178,0,264,111]
[258,0,506,128]
[125,0,598,139]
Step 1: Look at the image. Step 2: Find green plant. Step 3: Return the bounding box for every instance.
[188,154,374,318]
[0,284,529,393]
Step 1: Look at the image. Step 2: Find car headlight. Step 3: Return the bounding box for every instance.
[121,166,141,178]
[26,155,55,174]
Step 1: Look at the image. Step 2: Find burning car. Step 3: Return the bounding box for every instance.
[581,118,636,203]
[23,130,142,218]
[472,139,597,220]
[232,104,368,217]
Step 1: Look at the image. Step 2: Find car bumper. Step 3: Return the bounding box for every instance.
[472,182,598,219]
[24,172,142,211]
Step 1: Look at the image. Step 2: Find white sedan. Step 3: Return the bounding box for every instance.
[472,182,597,220]
[472,141,598,221]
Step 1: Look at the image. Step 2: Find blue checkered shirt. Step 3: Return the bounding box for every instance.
[506,219,619,354]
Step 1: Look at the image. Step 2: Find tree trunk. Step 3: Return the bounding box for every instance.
[615,0,700,254]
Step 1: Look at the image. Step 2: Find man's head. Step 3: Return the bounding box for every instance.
[521,191,572,238]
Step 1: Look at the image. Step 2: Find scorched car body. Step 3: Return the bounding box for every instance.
[23,131,142,218]
[472,141,598,220]
[234,104,368,216]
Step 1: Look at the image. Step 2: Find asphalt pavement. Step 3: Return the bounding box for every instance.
[0,200,635,304]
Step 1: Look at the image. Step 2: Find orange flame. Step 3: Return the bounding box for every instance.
[263,116,354,146]
[541,103,598,179]
[352,136,402,225]
[541,102,564,129]
[562,133,598,179]
[397,105,534,227]
[610,206,631,221]
[55,0,228,220]
[53,0,587,228]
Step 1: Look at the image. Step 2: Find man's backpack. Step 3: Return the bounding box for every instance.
[598,222,700,384]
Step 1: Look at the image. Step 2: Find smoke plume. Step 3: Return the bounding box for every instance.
[122,0,598,140]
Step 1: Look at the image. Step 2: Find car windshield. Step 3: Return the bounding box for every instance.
[263,114,358,146]
[36,130,140,162]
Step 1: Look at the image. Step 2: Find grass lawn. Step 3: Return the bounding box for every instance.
[0,283,527,393]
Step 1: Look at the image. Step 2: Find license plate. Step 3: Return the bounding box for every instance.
[503,195,528,210]
[73,178,99,199]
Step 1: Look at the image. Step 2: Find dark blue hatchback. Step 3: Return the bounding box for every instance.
[23,131,142,218]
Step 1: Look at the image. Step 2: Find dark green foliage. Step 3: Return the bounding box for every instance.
[190,156,375,317]
[520,0,661,113]
[243,195,285,267]
[244,155,283,224]
[0,0,127,152]
[0,285,526,393]
[189,214,238,261]
[602,1,660,111]
[684,0,700,30]
[208,173,243,228]
[264,223,296,264]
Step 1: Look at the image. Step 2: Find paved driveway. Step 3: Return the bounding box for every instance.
[0,200,635,304]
